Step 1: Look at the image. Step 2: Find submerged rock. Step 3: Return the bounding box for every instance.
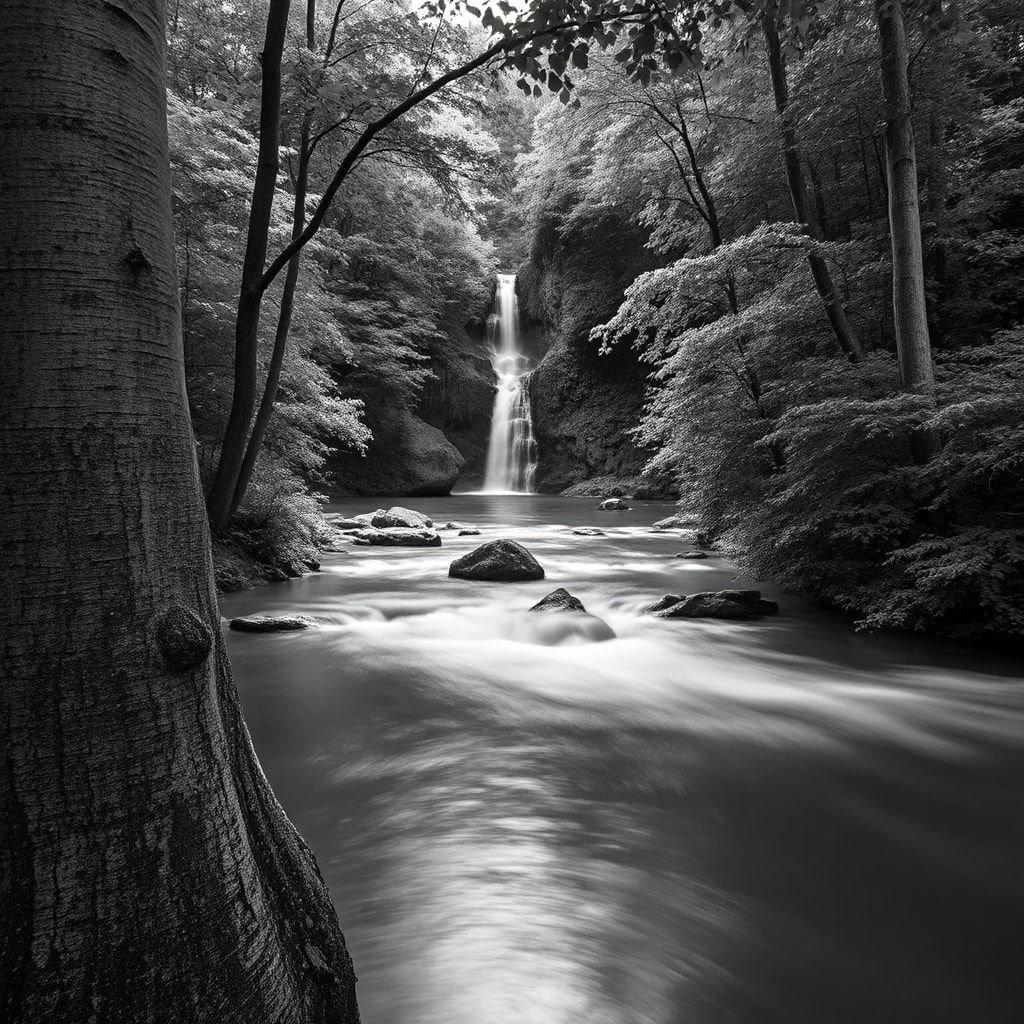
[530,588,587,613]
[652,514,691,531]
[352,527,441,547]
[449,539,545,581]
[641,594,683,615]
[650,589,779,620]
[440,521,474,531]
[370,506,433,529]
[571,527,605,536]
[675,551,708,559]
[598,498,631,511]
[459,528,482,536]
[229,614,316,633]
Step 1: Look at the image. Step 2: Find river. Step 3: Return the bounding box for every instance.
[220,495,1024,1024]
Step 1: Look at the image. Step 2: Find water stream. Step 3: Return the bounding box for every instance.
[221,495,1024,1024]
[483,274,537,493]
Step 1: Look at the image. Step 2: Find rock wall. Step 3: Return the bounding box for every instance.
[519,210,669,496]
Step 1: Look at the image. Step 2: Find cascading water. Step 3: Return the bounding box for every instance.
[482,273,538,493]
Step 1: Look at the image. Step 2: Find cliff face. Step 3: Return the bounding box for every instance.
[519,210,668,496]
[328,320,494,498]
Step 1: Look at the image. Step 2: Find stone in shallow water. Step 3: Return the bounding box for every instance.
[642,594,683,615]
[351,528,441,547]
[530,588,587,613]
[650,590,780,620]
[449,539,545,582]
[459,528,481,536]
[652,514,691,531]
[571,527,605,536]
[370,506,433,529]
[598,498,631,511]
[675,551,708,559]
[229,614,316,633]
[440,521,474,531]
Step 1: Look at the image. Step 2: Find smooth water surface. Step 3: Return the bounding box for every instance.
[221,495,1024,1024]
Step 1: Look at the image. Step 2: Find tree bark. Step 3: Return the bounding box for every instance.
[874,0,940,462]
[0,2,360,1021]
[761,6,864,362]
[206,0,291,535]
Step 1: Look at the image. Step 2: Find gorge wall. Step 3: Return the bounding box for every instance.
[518,210,670,497]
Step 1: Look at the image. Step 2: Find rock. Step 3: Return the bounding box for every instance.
[598,498,631,511]
[328,408,465,497]
[459,528,481,536]
[652,514,691,531]
[641,594,683,615]
[282,560,306,579]
[303,557,321,572]
[370,506,433,529]
[571,527,605,536]
[652,589,780,620]
[264,567,288,583]
[229,614,316,633]
[440,521,473,530]
[449,539,545,582]
[675,551,708,559]
[331,517,367,531]
[530,588,587,613]
[351,528,442,547]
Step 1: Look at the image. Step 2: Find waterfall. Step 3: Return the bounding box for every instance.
[483,273,538,493]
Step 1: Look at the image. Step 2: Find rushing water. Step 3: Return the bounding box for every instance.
[483,275,538,493]
[221,495,1024,1024]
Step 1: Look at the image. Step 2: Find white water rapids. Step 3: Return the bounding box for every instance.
[483,274,537,493]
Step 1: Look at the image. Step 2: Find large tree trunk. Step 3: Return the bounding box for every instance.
[206,0,291,534]
[0,2,360,1021]
[761,6,864,362]
[874,0,940,462]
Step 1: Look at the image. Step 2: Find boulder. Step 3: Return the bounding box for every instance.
[459,528,482,536]
[651,590,780,620]
[530,588,587,613]
[571,527,605,536]
[598,498,631,511]
[370,506,433,529]
[652,514,691,531]
[351,528,442,547]
[331,516,369,531]
[641,594,683,615]
[449,540,545,582]
[263,567,288,583]
[282,560,306,579]
[229,614,316,633]
[675,551,708,559]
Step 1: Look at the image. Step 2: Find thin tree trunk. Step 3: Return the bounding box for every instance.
[206,0,291,535]
[231,0,317,519]
[761,5,864,362]
[0,2,360,1020]
[874,0,940,462]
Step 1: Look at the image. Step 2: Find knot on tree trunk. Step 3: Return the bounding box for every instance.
[155,605,213,670]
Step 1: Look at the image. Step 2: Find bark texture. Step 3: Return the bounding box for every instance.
[761,7,864,362]
[0,2,360,1021]
[874,0,940,462]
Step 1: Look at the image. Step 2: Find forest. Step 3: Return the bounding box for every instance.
[2,1,1023,1022]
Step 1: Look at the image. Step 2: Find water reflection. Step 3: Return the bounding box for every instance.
[222,496,1024,1024]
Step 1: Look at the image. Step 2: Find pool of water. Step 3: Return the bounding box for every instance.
[221,494,1024,1024]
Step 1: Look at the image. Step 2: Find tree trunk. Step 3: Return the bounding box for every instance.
[761,6,864,362]
[206,0,291,535]
[874,0,940,462]
[230,0,317,519]
[0,3,360,1021]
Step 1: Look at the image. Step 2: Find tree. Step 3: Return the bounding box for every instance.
[873,0,939,460]
[760,0,864,361]
[0,1,360,1019]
